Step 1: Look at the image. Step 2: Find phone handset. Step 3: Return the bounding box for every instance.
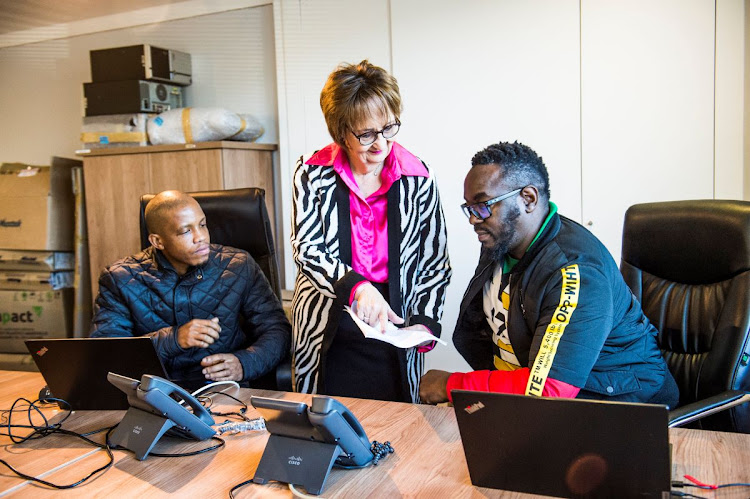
[108,372,215,441]
[139,375,214,427]
[308,396,373,467]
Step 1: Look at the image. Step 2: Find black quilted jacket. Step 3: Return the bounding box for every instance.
[90,244,291,383]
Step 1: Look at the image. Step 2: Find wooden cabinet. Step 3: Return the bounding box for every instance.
[79,141,278,300]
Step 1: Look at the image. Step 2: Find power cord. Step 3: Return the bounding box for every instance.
[199,391,250,421]
[228,440,395,497]
[108,435,226,458]
[671,474,750,497]
[1,394,228,488]
[0,397,115,489]
[191,380,240,398]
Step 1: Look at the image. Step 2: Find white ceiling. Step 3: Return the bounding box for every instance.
[0,0,183,36]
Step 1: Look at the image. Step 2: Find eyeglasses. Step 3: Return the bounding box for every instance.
[351,120,401,146]
[461,188,523,220]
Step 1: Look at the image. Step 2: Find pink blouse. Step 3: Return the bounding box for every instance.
[306,142,429,284]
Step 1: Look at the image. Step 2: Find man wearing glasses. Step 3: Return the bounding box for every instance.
[420,141,678,407]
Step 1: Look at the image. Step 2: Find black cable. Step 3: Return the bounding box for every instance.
[2,395,227,488]
[147,436,226,457]
[671,492,706,498]
[201,391,250,421]
[103,423,226,458]
[0,398,116,489]
[229,439,396,496]
[229,478,255,498]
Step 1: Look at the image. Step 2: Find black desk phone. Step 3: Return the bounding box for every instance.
[250,395,375,495]
[251,395,372,467]
[107,372,215,459]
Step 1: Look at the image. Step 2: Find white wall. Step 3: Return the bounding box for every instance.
[581,0,716,257]
[274,0,394,288]
[390,0,582,373]
[0,5,277,166]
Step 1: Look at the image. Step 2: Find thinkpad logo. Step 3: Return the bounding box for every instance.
[0,219,21,228]
[288,456,303,466]
[464,401,485,414]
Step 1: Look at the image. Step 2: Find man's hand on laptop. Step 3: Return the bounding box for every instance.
[420,369,452,404]
[177,317,221,349]
[201,353,243,382]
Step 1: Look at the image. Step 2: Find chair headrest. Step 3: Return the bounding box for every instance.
[140,188,272,256]
[622,199,750,284]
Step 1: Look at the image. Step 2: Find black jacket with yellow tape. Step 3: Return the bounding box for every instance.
[453,210,679,407]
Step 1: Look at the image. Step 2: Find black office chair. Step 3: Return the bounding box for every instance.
[621,200,750,432]
[139,188,292,391]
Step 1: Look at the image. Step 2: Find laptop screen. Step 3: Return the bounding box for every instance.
[452,390,671,498]
[25,337,171,410]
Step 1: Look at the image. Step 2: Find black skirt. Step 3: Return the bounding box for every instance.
[322,282,407,402]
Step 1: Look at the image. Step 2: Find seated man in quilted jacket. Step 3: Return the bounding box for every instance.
[90,190,291,386]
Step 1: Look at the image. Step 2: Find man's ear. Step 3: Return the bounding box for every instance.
[148,233,164,250]
[520,185,540,213]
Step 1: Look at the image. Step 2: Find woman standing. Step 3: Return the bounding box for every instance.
[291,60,451,402]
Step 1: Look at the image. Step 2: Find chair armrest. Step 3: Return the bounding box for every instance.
[668,390,750,428]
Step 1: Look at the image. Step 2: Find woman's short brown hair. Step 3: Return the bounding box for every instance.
[320,60,402,146]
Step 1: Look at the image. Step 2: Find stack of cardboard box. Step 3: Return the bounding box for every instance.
[0,162,76,357]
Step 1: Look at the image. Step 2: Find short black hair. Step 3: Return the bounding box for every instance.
[471,141,551,202]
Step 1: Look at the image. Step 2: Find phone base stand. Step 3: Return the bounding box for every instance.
[253,434,340,495]
[110,407,177,460]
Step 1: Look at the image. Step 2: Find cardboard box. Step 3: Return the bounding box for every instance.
[80,113,154,149]
[0,159,75,251]
[0,249,75,271]
[0,271,74,291]
[0,288,73,353]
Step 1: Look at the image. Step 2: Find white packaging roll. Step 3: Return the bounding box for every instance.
[227,114,264,142]
[147,107,243,145]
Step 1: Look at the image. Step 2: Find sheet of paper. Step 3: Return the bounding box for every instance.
[344,306,446,349]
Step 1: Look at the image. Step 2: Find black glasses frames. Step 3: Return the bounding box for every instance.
[351,120,401,146]
[461,187,524,220]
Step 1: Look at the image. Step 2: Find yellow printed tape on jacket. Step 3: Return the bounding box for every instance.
[525,264,580,396]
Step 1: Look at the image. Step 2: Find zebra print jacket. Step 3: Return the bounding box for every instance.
[290,142,451,402]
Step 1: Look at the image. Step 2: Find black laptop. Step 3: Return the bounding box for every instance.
[25,337,171,410]
[452,390,671,498]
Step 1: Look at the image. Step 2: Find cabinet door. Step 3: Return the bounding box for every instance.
[149,149,224,193]
[83,154,150,297]
[221,148,276,240]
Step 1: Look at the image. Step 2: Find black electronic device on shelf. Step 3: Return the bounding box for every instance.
[90,44,192,86]
[83,80,183,116]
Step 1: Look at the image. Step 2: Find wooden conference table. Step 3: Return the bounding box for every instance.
[1,370,749,498]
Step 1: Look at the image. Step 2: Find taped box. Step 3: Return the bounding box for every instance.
[0,271,74,291]
[80,113,154,149]
[0,249,74,271]
[0,160,75,251]
[0,288,73,353]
